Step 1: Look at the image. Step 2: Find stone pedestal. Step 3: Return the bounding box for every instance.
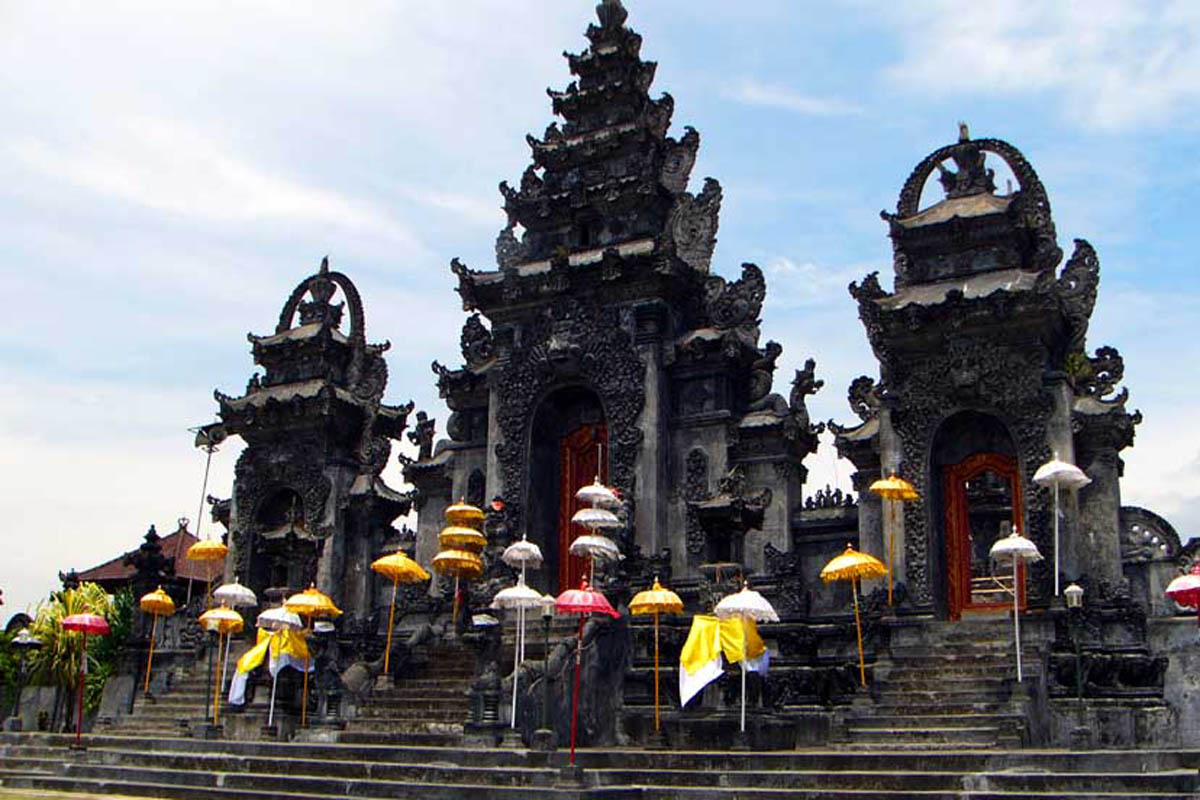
[530,728,557,752]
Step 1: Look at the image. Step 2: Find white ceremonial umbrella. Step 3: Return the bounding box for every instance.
[990,528,1043,682]
[1033,456,1091,597]
[571,507,622,529]
[213,578,258,694]
[492,575,545,729]
[256,606,303,727]
[714,583,779,733]
[575,478,620,509]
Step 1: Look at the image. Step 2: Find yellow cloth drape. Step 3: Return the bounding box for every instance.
[235,627,310,675]
[680,614,765,676]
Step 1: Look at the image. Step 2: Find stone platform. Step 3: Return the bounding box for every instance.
[2,732,1199,799]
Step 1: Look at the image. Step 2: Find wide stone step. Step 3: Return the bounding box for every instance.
[846,713,1024,731]
[335,730,464,747]
[358,699,465,712]
[873,689,1015,705]
[845,726,1002,747]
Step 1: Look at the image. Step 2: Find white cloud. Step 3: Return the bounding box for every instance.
[878,0,1200,130]
[730,79,864,117]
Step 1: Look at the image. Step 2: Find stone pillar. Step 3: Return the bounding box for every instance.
[485,380,504,501]
[634,341,667,555]
[1076,447,1123,585]
[1044,374,1085,582]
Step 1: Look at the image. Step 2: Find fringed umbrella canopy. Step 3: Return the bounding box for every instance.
[556,579,620,618]
[444,499,485,528]
[491,576,545,610]
[13,629,41,649]
[198,605,244,635]
[371,552,430,583]
[186,538,229,562]
[257,606,302,631]
[568,534,622,562]
[571,507,622,529]
[432,548,484,580]
[62,613,110,636]
[1166,564,1200,609]
[139,586,176,616]
[575,478,619,509]
[989,530,1043,563]
[438,525,488,550]
[630,578,683,616]
[214,579,257,608]
[869,473,918,501]
[284,586,344,619]
[1034,458,1092,490]
[714,583,778,623]
[501,534,543,569]
[820,545,887,583]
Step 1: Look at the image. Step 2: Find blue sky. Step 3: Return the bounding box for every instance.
[1,1,1197,616]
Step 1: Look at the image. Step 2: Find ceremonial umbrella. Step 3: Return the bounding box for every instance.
[256,606,303,727]
[1034,455,1091,597]
[630,577,684,734]
[989,528,1042,682]
[571,477,623,584]
[284,586,342,726]
[433,500,487,626]
[138,586,176,695]
[1166,563,1200,625]
[186,537,229,607]
[213,578,257,699]
[500,534,544,719]
[714,583,778,733]
[491,575,545,729]
[869,472,919,606]
[820,545,887,687]
[370,551,431,674]
[555,578,620,765]
[198,605,244,725]
[61,612,110,748]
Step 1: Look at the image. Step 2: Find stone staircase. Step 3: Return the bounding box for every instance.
[840,617,1039,751]
[337,642,475,746]
[96,654,225,738]
[1,733,1199,798]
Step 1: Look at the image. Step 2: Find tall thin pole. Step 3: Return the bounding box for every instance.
[302,617,312,726]
[267,633,280,727]
[143,614,158,694]
[886,500,896,606]
[569,615,583,766]
[212,631,223,725]
[1053,483,1061,597]
[653,611,661,733]
[1013,558,1023,682]
[739,616,747,733]
[184,444,216,606]
[852,577,866,687]
[510,607,521,729]
[384,575,398,675]
[75,634,86,748]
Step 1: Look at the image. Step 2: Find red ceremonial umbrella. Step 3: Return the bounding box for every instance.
[555,578,619,766]
[1167,563,1200,625]
[62,612,111,748]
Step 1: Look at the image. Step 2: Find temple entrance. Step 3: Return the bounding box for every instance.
[528,387,607,594]
[931,412,1023,620]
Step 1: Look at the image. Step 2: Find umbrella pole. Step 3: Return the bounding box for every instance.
[384,575,398,675]
[570,615,583,766]
[887,500,895,606]
[144,614,158,694]
[452,576,460,628]
[852,577,866,688]
[511,607,520,729]
[267,634,279,728]
[740,616,747,733]
[1013,558,1022,682]
[221,629,233,695]
[212,631,223,726]
[302,617,311,727]
[1054,484,1061,597]
[75,633,86,747]
[653,611,660,733]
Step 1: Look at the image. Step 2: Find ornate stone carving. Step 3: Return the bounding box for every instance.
[460,314,494,368]
[683,448,709,555]
[660,126,699,194]
[847,376,882,422]
[407,411,435,461]
[668,177,721,273]
[493,299,645,536]
[1071,345,1124,398]
[1056,238,1099,353]
[804,485,857,511]
[705,263,764,331]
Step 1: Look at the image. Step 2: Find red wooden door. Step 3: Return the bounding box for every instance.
[558,423,608,592]
[944,452,1025,620]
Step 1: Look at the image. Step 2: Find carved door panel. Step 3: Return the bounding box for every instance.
[944,452,1024,620]
[559,423,607,592]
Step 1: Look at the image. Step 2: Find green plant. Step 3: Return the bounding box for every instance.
[27,583,126,716]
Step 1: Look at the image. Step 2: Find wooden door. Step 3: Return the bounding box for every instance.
[944,452,1024,619]
[558,423,607,592]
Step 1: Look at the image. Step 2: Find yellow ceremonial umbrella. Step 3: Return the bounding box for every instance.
[445,499,485,528]
[138,586,176,695]
[284,585,343,727]
[197,605,243,725]
[821,544,886,687]
[186,537,229,607]
[629,578,683,734]
[869,472,918,606]
[370,552,431,674]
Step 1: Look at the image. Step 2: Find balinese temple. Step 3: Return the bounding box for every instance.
[171,0,1196,755]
